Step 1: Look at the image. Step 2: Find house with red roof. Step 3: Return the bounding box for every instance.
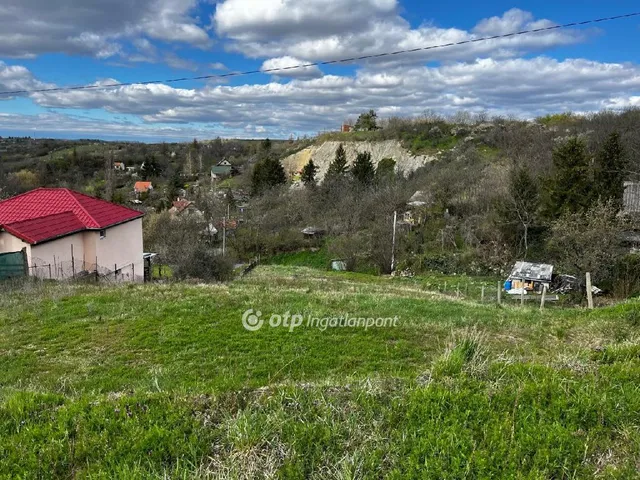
[134,181,153,197]
[0,188,145,281]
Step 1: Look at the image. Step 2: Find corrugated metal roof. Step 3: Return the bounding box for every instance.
[509,261,554,281]
[624,182,640,214]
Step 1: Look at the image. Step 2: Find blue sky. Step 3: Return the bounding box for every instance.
[0,0,639,141]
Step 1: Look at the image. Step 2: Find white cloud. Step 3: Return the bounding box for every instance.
[0,112,222,140]
[214,0,397,41]
[210,62,229,71]
[22,57,640,137]
[214,4,586,67]
[261,56,323,78]
[0,0,210,59]
[0,62,52,98]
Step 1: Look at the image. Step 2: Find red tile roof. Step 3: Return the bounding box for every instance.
[0,188,144,245]
[170,199,193,214]
[134,181,153,193]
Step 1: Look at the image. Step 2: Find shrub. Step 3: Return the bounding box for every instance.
[174,247,235,282]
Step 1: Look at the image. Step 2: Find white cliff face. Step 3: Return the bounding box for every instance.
[282,140,437,181]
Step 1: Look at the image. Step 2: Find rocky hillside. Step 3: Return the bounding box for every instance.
[281,140,437,181]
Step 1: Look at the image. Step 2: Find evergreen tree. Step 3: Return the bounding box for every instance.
[543,138,592,219]
[251,156,286,195]
[325,144,348,182]
[261,138,272,155]
[594,132,628,209]
[376,157,396,183]
[352,151,375,186]
[301,159,317,186]
[141,154,161,179]
[354,110,379,131]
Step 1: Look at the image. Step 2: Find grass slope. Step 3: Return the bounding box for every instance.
[1,266,640,478]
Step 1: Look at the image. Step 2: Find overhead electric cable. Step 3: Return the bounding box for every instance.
[1,11,639,97]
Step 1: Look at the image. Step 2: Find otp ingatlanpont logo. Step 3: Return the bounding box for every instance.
[242,309,264,331]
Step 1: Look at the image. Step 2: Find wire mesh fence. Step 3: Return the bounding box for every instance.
[27,256,145,283]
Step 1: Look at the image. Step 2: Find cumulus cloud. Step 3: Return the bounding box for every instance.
[214,3,586,66]
[24,57,640,137]
[0,112,221,140]
[0,0,210,59]
[0,62,53,99]
[261,56,323,78]
[214,0,397,41]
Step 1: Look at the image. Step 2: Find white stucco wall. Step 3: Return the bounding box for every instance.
[95,218,144,282]
[3,218,144,281]
[30,231,86,279]
[0,231,31,256]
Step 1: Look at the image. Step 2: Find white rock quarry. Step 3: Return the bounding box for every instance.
[281,140,437,183]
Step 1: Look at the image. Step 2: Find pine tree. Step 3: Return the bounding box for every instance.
[376,157,396,183]
[251,156,286,195]
[354,110,379,131]
[543,138,593,219]
[594,132,628,210]
[352,151,375,186]
[301,159,317,186]
[325,144,348,182]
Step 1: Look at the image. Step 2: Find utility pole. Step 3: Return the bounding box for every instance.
[222,204,230,257]
[390,210,397,273]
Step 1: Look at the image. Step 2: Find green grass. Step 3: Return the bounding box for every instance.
[2,266,640,478]
[264,249,330,270]
[152,264,173,279]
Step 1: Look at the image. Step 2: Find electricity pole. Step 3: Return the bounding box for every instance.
[391,210,397,273]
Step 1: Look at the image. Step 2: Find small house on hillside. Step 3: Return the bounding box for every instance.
[114,162,126,171]
[0,188,144,281]
[211,160,233,178]
[404,190,431,227]
[169,199,202,218]
[134,181,153,197]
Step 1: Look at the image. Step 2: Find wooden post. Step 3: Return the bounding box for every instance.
[520,279,525,306]
[456,283,460,298]
[48,264,52,280]
[71,245,75,278]
[444,281,447,294]
[497,282,502,305]
[540,285,547,311]
[481,286,485,303]
[586,272,594,309]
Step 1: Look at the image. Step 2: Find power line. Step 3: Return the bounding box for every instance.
[1,11,639,97]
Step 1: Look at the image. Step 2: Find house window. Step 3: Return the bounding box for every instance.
[99,229,107,239]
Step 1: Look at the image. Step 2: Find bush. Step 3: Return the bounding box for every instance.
[174,247,235,282]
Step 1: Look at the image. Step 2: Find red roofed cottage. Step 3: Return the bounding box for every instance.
[0,188,144,281]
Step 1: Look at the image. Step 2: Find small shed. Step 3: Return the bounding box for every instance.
[505,261,553,294]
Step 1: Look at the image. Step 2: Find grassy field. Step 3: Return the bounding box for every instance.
[2,266,640,478]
